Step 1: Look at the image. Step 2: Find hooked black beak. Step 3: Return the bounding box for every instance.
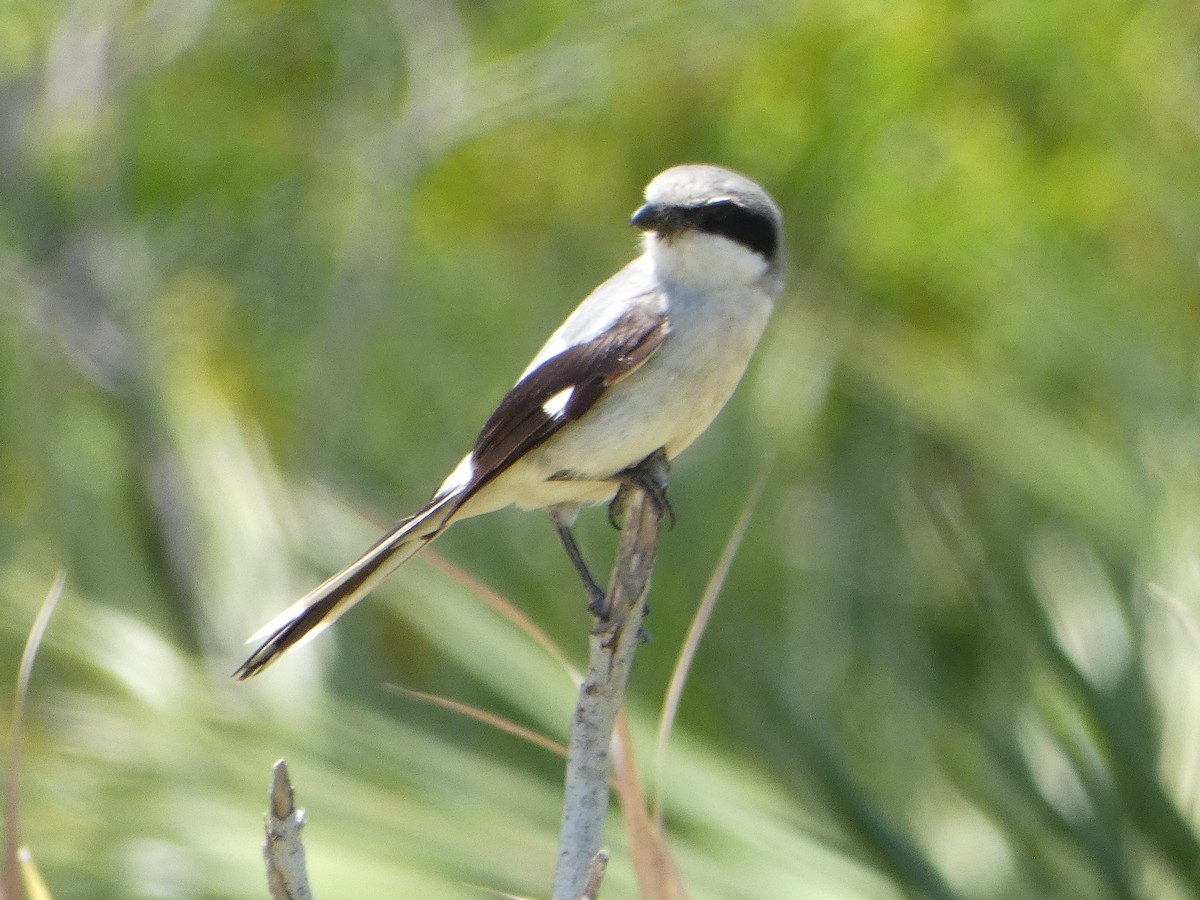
[631,202,676,232]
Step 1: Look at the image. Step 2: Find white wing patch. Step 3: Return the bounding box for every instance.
[434,452,476,499]
[541,386,575,419]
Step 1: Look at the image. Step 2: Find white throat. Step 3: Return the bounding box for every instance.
[643,230,773,291]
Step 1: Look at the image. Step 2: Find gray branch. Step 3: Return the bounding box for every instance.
[552,452,668,900]
[264,760,314,900]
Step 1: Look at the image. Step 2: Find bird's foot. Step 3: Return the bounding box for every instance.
[608,448,674,530]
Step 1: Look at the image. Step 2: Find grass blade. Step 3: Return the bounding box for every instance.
[4,571,66,900]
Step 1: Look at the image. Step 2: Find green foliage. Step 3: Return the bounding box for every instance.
[1,0,1198,896]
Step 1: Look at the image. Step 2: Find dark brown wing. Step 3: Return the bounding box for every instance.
[469,298,669,490]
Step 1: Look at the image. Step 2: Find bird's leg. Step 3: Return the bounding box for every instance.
[549,506,608,616]
[607,447,674,530]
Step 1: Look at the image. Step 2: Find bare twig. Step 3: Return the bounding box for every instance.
[579,851,609,900]
[264,760,314,900]
[3,571,66,900]
[551,452,668,900]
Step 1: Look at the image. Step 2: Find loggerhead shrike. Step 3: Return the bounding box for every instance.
[235,164,784,679]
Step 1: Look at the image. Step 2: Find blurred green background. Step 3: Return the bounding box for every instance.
[2,0,1199,897]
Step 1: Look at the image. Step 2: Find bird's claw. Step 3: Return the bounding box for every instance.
[607,448,674,530]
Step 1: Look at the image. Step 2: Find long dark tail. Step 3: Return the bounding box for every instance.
[234,490,463,679]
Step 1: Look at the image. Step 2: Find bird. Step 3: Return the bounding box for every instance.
[235,163,784,679]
